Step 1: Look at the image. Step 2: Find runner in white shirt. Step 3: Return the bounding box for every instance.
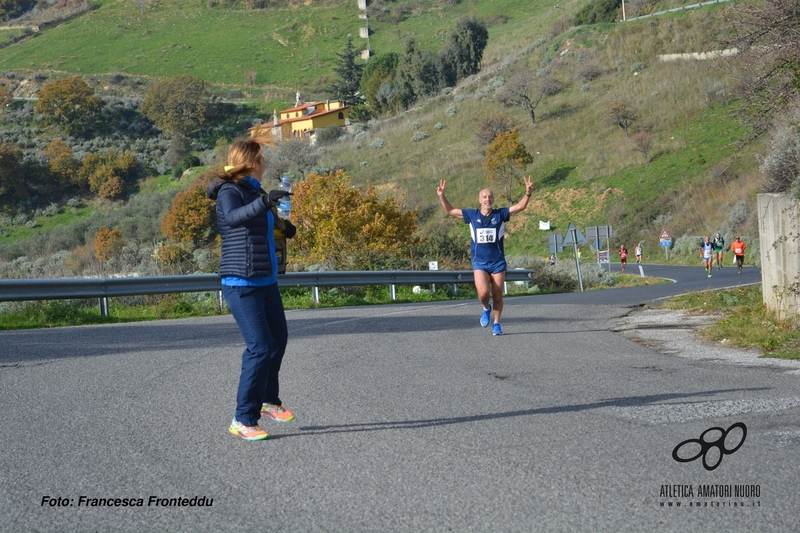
[700,236,714,278]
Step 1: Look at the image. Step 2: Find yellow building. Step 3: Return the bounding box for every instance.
[250,99,350,142]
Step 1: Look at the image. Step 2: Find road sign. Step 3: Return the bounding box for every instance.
[586,225,613,240]
[548,233,564,253]
[562,223,588,246]
[660,240,672,247]
[660,229,671,240]
[598,250,609,263]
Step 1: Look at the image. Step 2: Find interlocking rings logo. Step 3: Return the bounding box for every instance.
[672,422,747,471]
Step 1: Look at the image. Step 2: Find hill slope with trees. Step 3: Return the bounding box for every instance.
[0,0,793,281]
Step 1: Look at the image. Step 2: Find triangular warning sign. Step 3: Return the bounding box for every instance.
[660,229,671,239]
[563,222,588,246]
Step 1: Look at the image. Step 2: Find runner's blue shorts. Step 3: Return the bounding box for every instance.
[473,260,507,275]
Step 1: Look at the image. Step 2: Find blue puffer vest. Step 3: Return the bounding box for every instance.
[207,177,274,279]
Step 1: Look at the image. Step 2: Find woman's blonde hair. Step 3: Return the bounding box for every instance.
[218,134,275,182]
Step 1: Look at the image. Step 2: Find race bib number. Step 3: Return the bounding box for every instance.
[734,247,743,254]
[476,228,496,243]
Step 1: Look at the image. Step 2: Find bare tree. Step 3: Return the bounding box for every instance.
[718,0,800,138]
[262,138,322,183]
[475,114,516,145]
[631,130,652,161]
[495,71,547,124]
[606,100,639,139]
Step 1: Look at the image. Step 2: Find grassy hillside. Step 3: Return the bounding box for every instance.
[315,5,763,263]
[0,0,560,98]
[0,0,764,271]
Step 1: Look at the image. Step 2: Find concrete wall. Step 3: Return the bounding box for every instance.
[757,193,800,316]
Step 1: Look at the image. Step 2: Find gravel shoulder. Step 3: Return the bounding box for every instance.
[612,307,800,374]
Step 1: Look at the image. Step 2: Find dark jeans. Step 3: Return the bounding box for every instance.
[222,283,288,426]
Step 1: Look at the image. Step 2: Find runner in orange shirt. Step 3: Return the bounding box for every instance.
[730,236,746,274]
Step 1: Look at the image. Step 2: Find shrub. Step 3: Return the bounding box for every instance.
[541,77,567,97]
[411,121,422,130]
[370,138,386,149]
[574,0,620,25]
[674,235,705,257]
[174,153,201,178]
[576,62,603,82]
[94,226,124,261]
[350,123,368,135]
[434,122,444,130]
[411,131,428,142]
[630,61,646,73]
[761,119,800,193]
[315,126,341,145]
[475,114,516,145]
[515,260,578,293]
[446,105,457,116]
[98,176,124,199]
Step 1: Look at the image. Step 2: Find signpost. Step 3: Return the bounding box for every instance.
[659,229,672,261]
[563,223,588,292]
[429,261,438,293]
[585,225,613,271]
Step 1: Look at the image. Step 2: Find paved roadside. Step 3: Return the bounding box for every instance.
[5,263,798,533]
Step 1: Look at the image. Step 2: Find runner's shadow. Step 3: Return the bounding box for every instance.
[270,387,769,439]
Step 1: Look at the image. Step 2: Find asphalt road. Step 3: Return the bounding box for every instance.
[2,264,799,532]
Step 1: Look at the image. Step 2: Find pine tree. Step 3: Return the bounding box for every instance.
[330,36,365,103]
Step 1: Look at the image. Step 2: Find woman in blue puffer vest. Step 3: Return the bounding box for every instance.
[207,135,296,441]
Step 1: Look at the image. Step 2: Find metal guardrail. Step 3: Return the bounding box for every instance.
[0,270,534,315]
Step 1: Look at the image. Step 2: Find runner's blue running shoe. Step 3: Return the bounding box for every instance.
[493,323,503,336]
[480,305,491,327]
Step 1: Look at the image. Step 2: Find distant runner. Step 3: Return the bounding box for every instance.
[700,236,714,278]
[730,236,746,274]
[713,232,725,271]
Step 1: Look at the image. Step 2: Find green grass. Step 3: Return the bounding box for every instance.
[138,169,203,194]
[0,206,92,246]
[0,28,27,44]
[598,106,748,208]
[0,0,555,95]
[660,285,800,360]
